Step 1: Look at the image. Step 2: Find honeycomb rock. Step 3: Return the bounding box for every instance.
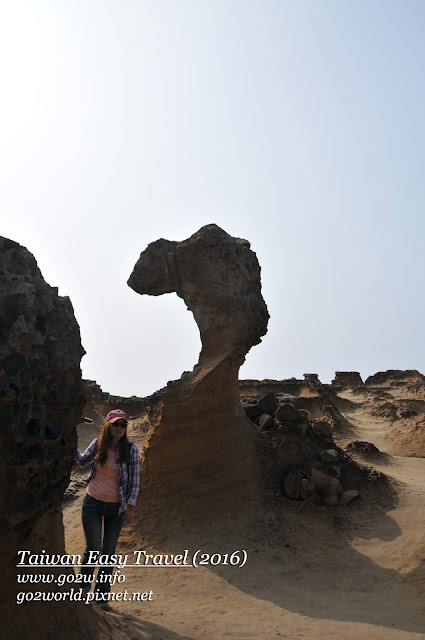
[0,237,86,636]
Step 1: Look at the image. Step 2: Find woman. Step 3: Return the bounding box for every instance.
[76,408,140,611]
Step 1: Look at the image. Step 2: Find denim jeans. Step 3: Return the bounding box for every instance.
[79,493,125,597]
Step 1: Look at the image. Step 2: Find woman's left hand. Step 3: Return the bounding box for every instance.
[124,505,135,524]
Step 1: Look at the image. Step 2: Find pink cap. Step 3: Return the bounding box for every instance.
[106,409,128,423]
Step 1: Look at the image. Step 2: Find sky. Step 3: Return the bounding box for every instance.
[2,0,425,398]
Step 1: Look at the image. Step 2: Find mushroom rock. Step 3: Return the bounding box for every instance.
[0,238,88,637]
[128,224,269,524]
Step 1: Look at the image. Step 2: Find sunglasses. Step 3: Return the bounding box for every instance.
[112,421,127,428]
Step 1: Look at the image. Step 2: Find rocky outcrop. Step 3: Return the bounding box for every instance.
[365,370,425,386]
[240,386,391,509]
[82,379,148,428]
[240,376,354,436]
[0,238,85,532]
[0,238,86,636]
[271,412,387,508]
[128,224,269,526]
[344,370,425,456]
[240,375,321,399]
[332,371,364,389]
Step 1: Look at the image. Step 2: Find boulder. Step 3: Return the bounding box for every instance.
[278,423,307,438]
[284,468,303,499]
[311,420,333,436]
[258,413,275,430]
[327,477,343,495]
[257,392,278,415]
[321,485,340,507]
[310,467,329,490]
[321,449,339,463]
[276,403,299,422]
[300,479,321,505]
[244,402,261,420]
[340,490,360,505]
[297,409,310,421]
[345,441,381,455]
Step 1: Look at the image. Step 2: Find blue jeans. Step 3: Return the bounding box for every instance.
[79,493,125,598]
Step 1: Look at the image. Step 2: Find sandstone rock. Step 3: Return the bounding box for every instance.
[0,237,86,636]
[258,413,274,430]
[244,402,261,420]
[327,465,342,479]
[300,478,321,505]
[128,224,269,363]
[128,225,269,526]
[310,467,329,490]
[332,372,364,389]
[278,423,307,438]
[345,441,381,455]
[257,392,278,415]
[340,489,360,505]
[365,369,425,386]
[321,485,340,507]
[242,397,257,406]
[284,468,304,499]
[311,420,333,436]
[83,379,148,427]
[0,238,85,532]
[327,477,343,495]
[297,409,310,421]
[276,403,299,422]
[304,373,321,386]
[321,449,338,463]
[400,409,418,418]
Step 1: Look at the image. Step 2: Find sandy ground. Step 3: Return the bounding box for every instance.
[62,397,425,640]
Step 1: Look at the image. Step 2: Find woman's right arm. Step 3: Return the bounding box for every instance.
[76,438,98,469]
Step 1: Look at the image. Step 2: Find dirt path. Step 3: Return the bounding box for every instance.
[63,404,425,640]
[337,390,391,451]
[337,390,425,579]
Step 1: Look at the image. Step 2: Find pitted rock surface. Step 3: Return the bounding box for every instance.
[0,237,86,637]
[128,224,269,525]
[0,237,85,532]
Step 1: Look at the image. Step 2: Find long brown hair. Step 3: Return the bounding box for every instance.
[96,420,130,465]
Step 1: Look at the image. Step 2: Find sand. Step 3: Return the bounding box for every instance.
[62,392,425,640]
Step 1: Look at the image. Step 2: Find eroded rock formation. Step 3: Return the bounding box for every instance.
[0,238,88,637]
[128,224,269,525]
[332,371,364,389]
[82,379,148,429]
[239,378,394,509]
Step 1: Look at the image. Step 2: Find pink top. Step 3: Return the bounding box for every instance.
[87,448,120,502]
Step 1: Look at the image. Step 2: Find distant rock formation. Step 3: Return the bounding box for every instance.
[82,379,148,428]
[365,369,425,386]
[240,375,356,437]
[349,369,425,457]
[128,224,269,526]
[332,371,364,389]
[239,384,392,509]
[0,238,88,637]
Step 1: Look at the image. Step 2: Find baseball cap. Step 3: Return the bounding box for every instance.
[106,409,129,423]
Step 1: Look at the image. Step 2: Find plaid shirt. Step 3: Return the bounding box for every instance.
[76,439,140,516]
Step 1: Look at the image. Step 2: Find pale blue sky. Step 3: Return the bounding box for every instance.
[2,1,425,397]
